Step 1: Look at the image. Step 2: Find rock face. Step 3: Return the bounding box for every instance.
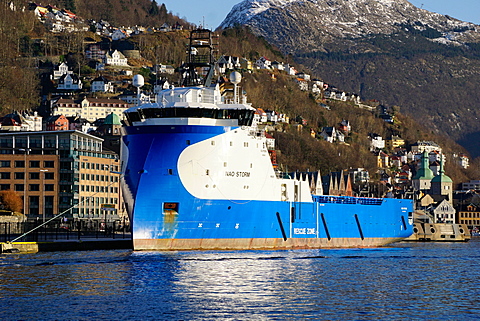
[220,0,480,54]
[220,0,480,157]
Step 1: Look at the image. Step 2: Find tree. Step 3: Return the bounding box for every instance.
[149,0,159,16]
[0,190,23,213]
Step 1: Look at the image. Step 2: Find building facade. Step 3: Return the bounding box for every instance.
[0,131,125,222]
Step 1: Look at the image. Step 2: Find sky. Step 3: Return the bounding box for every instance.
[159,0,480,29]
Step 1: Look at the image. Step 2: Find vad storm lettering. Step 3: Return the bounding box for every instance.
[225,171,251,177]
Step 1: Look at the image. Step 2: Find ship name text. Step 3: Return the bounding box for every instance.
[225,171,251,178]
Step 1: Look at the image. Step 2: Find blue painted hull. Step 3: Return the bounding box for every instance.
[121,125,413,250]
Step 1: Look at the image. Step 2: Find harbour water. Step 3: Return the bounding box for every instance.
[1,239,479,320]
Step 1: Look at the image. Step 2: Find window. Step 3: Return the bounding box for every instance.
[15,160,25,168]
[29,161,40,168]
[29,184,40,191]
[14,184,24,191]
[0,161,11,168]
[45,173,54,180]
[45,184,54,191]
[14,172,25,179]
[0,172,11,179]
[29,173,40,180]
[44,161,55,168]
[0,184,10,190]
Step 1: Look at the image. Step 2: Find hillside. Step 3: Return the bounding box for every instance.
[0,0,478,186]
[220,0,480,158]
[49,0,189,28]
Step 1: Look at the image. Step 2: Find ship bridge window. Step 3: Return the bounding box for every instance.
[125,108,255,126]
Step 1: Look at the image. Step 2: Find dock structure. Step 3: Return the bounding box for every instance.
[1,238,132,253]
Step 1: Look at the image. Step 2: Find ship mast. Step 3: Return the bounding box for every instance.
[180,29,218,87]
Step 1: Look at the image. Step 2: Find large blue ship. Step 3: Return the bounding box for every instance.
[120,29,413,251]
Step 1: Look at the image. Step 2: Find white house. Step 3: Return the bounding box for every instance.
[296,72,311,81]
[295,78,308,91]
[284,64,297,76]
[432,199,456,224]
[254,108,268,123]
[255,57,271,69]
[271,61,284,71]
[154,79,170,94]
[411,141,442,154]
[320,127,344,143]
[265,110,279,123]
[91,76,114,93]
[57,74,82,90]
[155,64,175,74]
[104,50,129,66]
[53,62,73,80]
[454,153,470,169]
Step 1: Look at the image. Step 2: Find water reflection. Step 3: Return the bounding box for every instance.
[0,240,479,319]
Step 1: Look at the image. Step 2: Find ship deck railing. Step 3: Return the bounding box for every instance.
[313,195,384,206]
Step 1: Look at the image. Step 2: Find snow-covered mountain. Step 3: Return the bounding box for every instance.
[219,0,480,157]
[220,0,480,53]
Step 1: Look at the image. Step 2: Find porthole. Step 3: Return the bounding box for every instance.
[413,228,418,233]
[459,228,464,234]
[430,228,436,234]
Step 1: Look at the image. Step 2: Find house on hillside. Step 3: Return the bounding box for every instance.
[296,72,310,81]
[91,76,114,93]
[0,113,31,131]
[295,78,308,91]
[45,115,69,131]
[53,62,73,80]
[112,29,127,40]
[385,135,405,150]
[376,151,390,168]
[254,109,268,124]
[57,74,82,90]
[283,64,297,75]
[255,57,271,69]
[339,120,351,134]
[154,79,170,94]
[265,110,279,123]
[154,64,175,74]
[454,153,470,169]
[86,44,106,61]
[369,133,385,151]
[320,127,344,143]
[271,61,284,71]
[67,116,93,133]
[411,141,442,154]
[104,50,128,66]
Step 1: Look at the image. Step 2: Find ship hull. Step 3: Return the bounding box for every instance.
[121,124,413,251]
[134,237,407,251]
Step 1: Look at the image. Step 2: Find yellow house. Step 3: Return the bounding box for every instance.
[385,135,405,150]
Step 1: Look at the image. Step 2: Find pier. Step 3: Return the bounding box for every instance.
[0,220,132,253]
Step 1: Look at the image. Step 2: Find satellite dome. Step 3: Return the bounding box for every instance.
[133,74,145,88]
[229,71,242,84]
